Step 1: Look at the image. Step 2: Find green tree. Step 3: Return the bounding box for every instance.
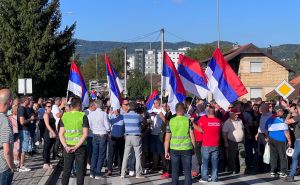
[186,44,232,63]
[0,0,75,97]
[81,48,124,82]
[127,70,151,98]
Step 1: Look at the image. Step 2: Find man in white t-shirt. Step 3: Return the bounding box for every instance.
[51,97,63,159]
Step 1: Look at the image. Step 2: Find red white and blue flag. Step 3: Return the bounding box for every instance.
[146,89,159,110]
[206,48,248,110]
[177,54,209,99]
[67,60,89,108]
[105,54,123,110]
[162,52,186,113]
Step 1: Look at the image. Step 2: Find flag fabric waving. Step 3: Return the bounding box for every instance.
[146,89,159,110]
[162,52,186,114]
[177,54,209,99]
[206,48,248,110]
[105,54,123,110]
[67,60,89,108]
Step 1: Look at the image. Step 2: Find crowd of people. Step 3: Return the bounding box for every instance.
[1,87,300,185]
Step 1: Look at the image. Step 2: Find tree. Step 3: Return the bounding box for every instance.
[0,0,75,97]
[81,48,124,83]
[127,70,151,99]
[186,44,232,63]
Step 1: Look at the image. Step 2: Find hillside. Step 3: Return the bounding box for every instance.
[75,39,300,61]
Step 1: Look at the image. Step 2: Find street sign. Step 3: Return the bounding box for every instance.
[275,80,295,99]
[18,78,32,95]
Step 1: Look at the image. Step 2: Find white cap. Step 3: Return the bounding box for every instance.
[286,147,294,157]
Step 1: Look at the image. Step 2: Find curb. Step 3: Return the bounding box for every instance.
[37,159,63,185]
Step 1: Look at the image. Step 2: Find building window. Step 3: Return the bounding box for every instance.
[250,88,262,99]
[250,62,262,73]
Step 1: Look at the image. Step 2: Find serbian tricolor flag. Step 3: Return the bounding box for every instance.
[67,60,89,108]
[177,54,209,99]
[162,52,186,114]
[146,89,159,110]
[105,54,123,110]
[206,48,248,110]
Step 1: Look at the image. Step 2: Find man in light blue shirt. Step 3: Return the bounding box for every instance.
[121,101,145,179]
[106,109,125,176]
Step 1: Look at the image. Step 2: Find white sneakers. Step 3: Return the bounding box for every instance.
[19,166,31,172]
[129,171,135,176]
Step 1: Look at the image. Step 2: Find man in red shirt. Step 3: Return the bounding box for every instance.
[197,106,221,183]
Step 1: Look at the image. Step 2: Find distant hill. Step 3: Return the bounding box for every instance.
[75,39,233,60]
[75,39,300,61]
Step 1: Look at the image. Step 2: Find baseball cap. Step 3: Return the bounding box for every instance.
[230,108,241,114]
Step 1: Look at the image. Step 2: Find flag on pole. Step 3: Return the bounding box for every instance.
[105,54,123,110]
[67,60,89,108]
[177,54,209,99]
[146,89,159,110]
[162,52,186,114]
[205,48,248,110]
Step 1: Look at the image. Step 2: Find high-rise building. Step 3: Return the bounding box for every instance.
[134,49,145,74]
[127,54,135,70]
[145,49,157,74]
[157,47,189,74]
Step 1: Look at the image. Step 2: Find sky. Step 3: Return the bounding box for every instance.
[60,0,300,47]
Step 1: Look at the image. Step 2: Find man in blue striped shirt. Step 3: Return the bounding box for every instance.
[265,106,291,178]
[106,109,125,176]
[120,101,145,179]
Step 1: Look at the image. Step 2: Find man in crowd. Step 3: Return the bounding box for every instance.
[0,89,15,185]
[52,97,63,159]
[84,101,97,169]
[106,108,125,176]
[89,100,110,179]
[164,103,195,185]
[222,108,246,174]
[255,102,272,172]
[121,101,145,179]
[265,106,291,178]
[59,97,89,185]
[284,102,300,182]
[198,106,221,183]
[18,96,34,172]
[149,99,164,172]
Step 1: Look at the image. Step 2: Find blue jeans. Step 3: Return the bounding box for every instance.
[90,135,108,176]
[170,150,192,185]
[0,169,14,185]
[290,140,300,177]
[201,146,219,181]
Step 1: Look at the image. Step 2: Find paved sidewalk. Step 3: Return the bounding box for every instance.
[12,149,59,185]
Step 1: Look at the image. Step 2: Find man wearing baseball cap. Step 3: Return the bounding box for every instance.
[265,106,291,178]
[222,108,246,174]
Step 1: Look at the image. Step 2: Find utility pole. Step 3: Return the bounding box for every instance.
[217,0,220,48]
[124,47,127,97]
[160,28,164,102]
[95,53,98,80]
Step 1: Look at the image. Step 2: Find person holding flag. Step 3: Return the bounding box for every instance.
[146,89,165,172]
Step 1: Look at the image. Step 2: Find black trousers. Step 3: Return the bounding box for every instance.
[43,131,56,164]
[107,136,125,171]
[269,137,287,173]
[62,145,87,185]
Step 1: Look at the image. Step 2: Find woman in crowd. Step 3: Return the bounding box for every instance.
[8,105,20,166]
[42,101,57,169]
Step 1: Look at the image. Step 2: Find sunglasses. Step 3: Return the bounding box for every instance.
[123,104,129,106]
[46,105,52,108]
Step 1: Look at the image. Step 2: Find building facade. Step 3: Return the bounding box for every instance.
[145,49,157,74]
[202,43,291,101]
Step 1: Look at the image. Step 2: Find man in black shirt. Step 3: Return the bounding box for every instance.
[284,102,300,182]
[17,96,34,172]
